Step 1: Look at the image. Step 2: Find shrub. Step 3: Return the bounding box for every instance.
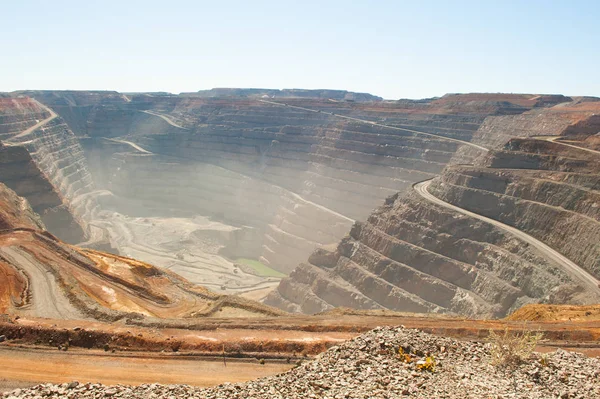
[487,328,543,367]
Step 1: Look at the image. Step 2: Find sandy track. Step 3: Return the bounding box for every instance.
[1,247,85,320]
[5,99,57,142]
[0,347,291,390]
[103,138,154,154]
[140,110,188,129]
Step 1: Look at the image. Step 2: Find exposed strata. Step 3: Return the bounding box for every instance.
[0,179,599,388]
[0,182,43,230]
[3,91,597,314]
[0,98,97,243]
[0,98,51,141]
[431,138,600,279]
[24,91,562,275]
[267,100,600,317]
[0,183,45,313]
[0,228,286,319]
[0,176,285,320]
[470,101,600,148]
[582,134,600,150]
[1,90,600,396]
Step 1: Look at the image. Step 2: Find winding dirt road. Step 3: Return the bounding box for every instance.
[0,347,292,390]
[0,247,85,320]
[539,136,600,156]
[414,180,600,296]
[6,99,57,142]
[140,110,188,129]
[104,138,154,154]
[259,99,489,152]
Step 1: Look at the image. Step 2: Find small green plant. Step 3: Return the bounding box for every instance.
[487,328,543,367]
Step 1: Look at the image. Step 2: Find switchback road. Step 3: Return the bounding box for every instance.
[140,110,188,129]
[414,179,600,296]
[6,99,58,142]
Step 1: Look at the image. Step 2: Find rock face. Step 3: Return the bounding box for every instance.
[470,101,600,148]
[0,98,97,243]
[432,138,600,280]
[4,91,598,315]
[0,98,50,140]
[0,182,43,230]
[267,100,600,317]
[40,92,542,273]
[0,227,285,319]
[12,90,154,138]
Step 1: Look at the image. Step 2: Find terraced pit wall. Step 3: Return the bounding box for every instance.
[74,96,496,273]
[0,98,96,243]
[430,139,600,279]
[4,92,596,315]
[267,99,600,316]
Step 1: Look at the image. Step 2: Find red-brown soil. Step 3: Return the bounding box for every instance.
[0,309,598,389]
[507,304,600,322]
[0,262,28,313]
[0,229,285,321]
[0,346,293,390]
[1,310,598,356]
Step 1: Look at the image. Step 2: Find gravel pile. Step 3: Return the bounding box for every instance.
[3,326,599,398]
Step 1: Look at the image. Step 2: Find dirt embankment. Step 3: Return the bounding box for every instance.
[0,324,598,397]
[1,309,599,360]
[0,227,286,323]
[507,304,600,322]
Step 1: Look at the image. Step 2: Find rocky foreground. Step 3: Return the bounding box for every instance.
[3,327,599,399]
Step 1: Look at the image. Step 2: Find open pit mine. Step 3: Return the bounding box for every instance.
[0,90,599,391]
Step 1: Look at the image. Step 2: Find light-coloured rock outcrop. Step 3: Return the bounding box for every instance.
[0,182,43,230]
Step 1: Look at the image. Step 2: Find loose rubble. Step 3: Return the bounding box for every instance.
[3,327,599,398]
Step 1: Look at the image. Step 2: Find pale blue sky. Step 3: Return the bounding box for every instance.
[2,0,598,99]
